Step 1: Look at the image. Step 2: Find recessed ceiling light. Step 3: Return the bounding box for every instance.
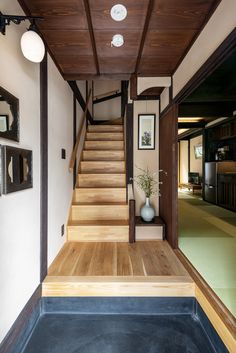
[110,4,127,21]
[111,34,124,47]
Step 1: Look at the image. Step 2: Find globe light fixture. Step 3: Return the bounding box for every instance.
[0,12,45,63]
[21,25,45,63]
[110,4,127,22]
[111,34,124,47]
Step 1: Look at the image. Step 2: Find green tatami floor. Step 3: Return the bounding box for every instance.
[178,191,236,317]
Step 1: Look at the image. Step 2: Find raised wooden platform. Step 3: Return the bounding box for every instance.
[42,241,195,297]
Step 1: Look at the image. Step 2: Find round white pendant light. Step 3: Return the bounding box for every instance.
[111,34,124,47]
[21,30,45,63]
[110,4,127,21]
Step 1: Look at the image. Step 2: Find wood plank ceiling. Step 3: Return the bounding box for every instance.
[18,0,221,80]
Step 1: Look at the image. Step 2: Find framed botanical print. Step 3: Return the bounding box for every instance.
[138,114,156,150]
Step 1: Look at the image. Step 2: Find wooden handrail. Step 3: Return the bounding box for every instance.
[69,89,92,172]
[93,89,120,100]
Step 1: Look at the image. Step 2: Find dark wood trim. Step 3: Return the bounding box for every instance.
[40,54,48,282]
[174,28,236,104]
[178,122,205,129]
[178,128,203,141]
[130,74,137,100]
[93,92,122,105]
[134,0,154,74]
[172,0,222,75]
[92,80,94,119]
[83,0,100,75]
[175,249,236,341]
[121,81,128,118]
[188,140,190,175]
[68,81,93,124]
[137,95,160,101]
[129,199,136,243]
[64,73,131,81]
[73,94,77,188]
[0,285,41,353]
[126,103,134,185]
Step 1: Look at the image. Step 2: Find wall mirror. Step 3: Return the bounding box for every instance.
[0,86,19,141]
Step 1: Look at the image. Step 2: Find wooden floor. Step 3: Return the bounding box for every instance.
[43,241,195,297]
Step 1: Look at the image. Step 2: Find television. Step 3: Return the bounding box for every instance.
[194,144,203,159]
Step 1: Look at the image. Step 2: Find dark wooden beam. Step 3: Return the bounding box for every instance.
[137,95,160,101]
[121,81,129,118]
[175,28,236,104]
[93,92,122,105]
[130,74,137,100]
[126,103,134,184]
[83,0,100,75]
[129,199,136,243]
[65,73,131,81]
[179,101,236,117]
[134,0,154,74]
[178,122,205,129]
[68,81,93,124]
[40,54,48,282]
[178,128,203,141]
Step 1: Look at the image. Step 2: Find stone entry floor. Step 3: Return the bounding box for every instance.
[22,313,217,353]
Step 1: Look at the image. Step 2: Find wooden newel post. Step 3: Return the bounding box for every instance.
[129,199,136,243]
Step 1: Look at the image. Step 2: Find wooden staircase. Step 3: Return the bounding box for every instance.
[67,124,129,242]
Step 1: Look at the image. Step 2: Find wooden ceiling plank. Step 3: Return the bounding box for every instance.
[83,0,100,75]
[135,0,154,75]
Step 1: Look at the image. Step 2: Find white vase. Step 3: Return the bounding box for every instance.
[140,197,155,222]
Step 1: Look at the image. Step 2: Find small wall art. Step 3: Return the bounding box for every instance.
[1,145,32,194]
[138,114,156,150]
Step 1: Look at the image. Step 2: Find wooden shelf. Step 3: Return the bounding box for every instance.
[135,216,165,227]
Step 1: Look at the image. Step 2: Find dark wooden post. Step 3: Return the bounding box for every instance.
[129,199,136,243]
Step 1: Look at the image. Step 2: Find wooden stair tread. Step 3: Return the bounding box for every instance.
[68,220,129,226]
[72,202,127,206]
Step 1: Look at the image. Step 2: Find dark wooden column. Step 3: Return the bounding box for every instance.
[159,104,178,248]
[40,54,48,281]
[126,103,134,185]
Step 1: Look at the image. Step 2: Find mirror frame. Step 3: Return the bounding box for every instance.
[0,86,19,142]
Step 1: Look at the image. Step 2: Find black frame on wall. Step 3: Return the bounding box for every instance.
[138,113,156,150]
[0,86,19,142]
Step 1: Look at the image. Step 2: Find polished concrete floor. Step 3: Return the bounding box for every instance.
[178,190,236,317]
[22,313,217,353]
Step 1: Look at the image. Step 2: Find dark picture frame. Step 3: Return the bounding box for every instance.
[0,86,19,142]
[138,114,156,150]
[0,114,9,132]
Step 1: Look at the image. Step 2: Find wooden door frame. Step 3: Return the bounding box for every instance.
[160,28,236,249]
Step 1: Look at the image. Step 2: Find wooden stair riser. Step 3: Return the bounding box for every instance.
[80,161,125,173]
[87,125,123,132]
[83,150,124,161]
[86,132,123,141]
[67,225,129,242]
[84,140,124,150]
[71,205,129,221]
[73,188,126,203]
[78,174,126,188]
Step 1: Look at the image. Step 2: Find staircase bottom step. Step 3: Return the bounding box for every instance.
[67,222,129,242]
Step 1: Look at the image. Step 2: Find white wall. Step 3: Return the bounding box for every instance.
[93,81,121,121]
[190,135,203,176]
[179,141,189,184]
[133,100,159,216]
[0,0,40,342]
[173,0,236,97]
[47,55,73,266]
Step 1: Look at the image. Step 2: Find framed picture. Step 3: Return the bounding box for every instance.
[138,114,156,150]
[0,115,9,132]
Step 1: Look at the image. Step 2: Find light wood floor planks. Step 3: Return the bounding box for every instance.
[48,241,189,277]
